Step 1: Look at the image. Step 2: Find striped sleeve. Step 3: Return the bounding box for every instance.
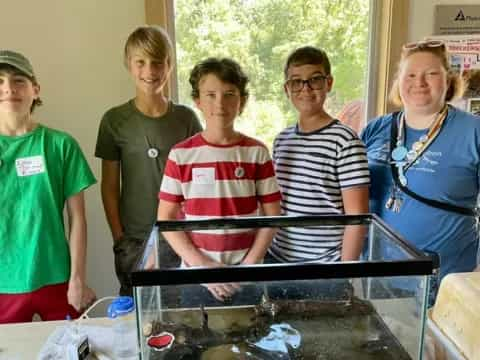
[159,150,184,203]
[255,147,281,203]
[337,137,370,189]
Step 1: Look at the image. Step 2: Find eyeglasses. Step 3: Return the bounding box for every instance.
[403,40,445,50]
[285,74,329,92]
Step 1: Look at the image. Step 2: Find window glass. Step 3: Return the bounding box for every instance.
[174,0,370,142]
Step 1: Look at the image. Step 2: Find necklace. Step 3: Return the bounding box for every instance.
[386,106,448,212]
[391,105,448,174]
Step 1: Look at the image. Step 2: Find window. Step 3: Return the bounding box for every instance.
[145,0,409,140]
[173,0,369,143]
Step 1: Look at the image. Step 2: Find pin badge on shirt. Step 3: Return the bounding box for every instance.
[391,146,408,162]
[147,148,159,159]
[235,166,245,178]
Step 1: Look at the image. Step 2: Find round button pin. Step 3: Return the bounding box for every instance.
[391,146,407,162]
[147,148,159,159]
[234,166,245,178]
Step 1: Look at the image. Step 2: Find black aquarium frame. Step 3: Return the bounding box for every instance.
[131,214,434,287]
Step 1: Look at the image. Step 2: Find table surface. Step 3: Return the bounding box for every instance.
[0,317,112,360]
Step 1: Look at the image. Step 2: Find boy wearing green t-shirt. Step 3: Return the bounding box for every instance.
[0,50,97,323]
[95,26,202,296]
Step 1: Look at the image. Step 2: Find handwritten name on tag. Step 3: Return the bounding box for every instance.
[192,167,215,184]
[15,155,45,177]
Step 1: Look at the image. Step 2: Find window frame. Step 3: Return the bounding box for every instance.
[366,0,409,119]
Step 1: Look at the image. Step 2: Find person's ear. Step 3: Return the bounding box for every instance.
[193,96,201,109]
[326,76,334,93]
[446,73,452,90]
[125,56,132,72]
[33,83,40,99]
[165,60,173,78]
[239,95,248,114]
[284,83,290,98]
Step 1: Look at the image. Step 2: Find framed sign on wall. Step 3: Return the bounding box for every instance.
[435,5,480,35]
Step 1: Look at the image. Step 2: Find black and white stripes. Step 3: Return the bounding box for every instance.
[270,120,370,262]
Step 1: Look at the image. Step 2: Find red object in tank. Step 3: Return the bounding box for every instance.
[147,332,175,351]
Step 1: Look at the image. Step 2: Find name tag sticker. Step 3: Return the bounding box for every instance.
[192,167,215,185]
[15,155,45,177]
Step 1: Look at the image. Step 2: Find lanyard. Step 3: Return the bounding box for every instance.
[392,105,448,173]
[389,111,477,217]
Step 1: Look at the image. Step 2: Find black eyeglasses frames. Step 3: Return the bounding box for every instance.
[285,74,330,92]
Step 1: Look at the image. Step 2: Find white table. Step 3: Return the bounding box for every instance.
[0,318,112,360]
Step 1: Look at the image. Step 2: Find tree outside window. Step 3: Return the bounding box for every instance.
[174,0,370,145]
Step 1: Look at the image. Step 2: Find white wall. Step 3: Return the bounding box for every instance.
[0,1,146,299]
[408,0,480,41]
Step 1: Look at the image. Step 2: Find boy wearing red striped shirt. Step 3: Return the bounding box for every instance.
[157,58,281,302]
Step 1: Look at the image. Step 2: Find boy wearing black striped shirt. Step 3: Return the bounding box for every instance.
[269,46,370,264]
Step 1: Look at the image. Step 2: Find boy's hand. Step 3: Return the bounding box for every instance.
[67,278,97,312]
[205,283,241,301]
[113,231,124,243]
[197,260,241,301]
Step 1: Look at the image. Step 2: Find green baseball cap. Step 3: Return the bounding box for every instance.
[0,50,35,78]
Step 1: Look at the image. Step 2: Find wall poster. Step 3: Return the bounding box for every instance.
[426,35,480,113]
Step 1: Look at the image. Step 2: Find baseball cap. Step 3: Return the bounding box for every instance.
[0,50,35,78]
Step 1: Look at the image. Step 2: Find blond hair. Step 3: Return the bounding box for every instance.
[123,25,173,68]
[388,43,464,107]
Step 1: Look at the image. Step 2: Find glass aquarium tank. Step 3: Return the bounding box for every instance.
[132,214,435,359]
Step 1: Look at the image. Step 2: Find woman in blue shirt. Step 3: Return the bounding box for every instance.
[361,40,480,304]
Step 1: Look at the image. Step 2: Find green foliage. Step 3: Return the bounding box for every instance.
[174,0,369,146]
